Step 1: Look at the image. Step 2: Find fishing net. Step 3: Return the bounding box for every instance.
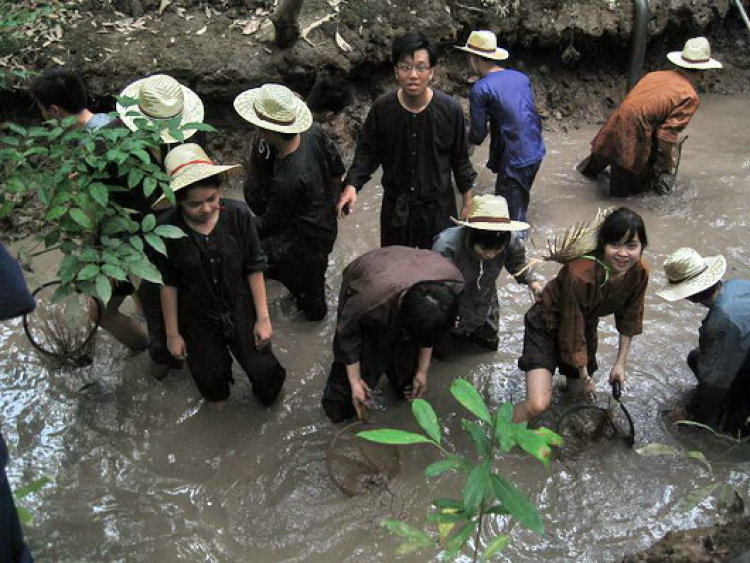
[23,281,101,367]
[327,422,401,497]
[554,395,635,458]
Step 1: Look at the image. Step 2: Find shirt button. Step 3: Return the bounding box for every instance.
[410,186,415,192]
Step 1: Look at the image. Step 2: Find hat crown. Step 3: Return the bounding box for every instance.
[466,194,511,222]
[663,247,708,283]
[138,74,185,119]
[253,84,301,126]
[164,143,212,176]
[465,30,498,53]
[681,37,712,62]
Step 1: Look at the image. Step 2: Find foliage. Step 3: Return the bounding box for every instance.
[0,1,55,91]
[13,476,51,525]
[0,100,213,303]
[358,379,563,561]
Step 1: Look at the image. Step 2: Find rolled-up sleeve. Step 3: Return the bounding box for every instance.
[656,95,699,144]
[614,267,648,336]
[556,267,592,368]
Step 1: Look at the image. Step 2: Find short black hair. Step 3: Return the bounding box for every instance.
[306,71,353,115]
[176,173,224,202]
[467,229,511,252]
[29,69,88,114]
[686,281,722,305]
[391,32,437,67]
[399,281,459,347]
[597,207,648,250]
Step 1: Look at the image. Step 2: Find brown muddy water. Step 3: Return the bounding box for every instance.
[1,94,749,562]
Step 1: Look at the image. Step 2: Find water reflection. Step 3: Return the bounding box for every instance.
[1,94,748,561]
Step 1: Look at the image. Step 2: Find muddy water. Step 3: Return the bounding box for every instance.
[2,94,749,562]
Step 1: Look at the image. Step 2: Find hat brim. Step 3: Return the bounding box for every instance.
[455,45,509,61]
[152,163,241,209]
[450,216,529,231]
[667,51,723,70]
[656,255,726,301]
[116,79,205,143]
[233,89,312,134]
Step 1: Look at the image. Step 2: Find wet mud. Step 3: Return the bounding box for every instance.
[1,94,749,561]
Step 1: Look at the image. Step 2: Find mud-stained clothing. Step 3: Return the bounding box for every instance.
[250,124,345,320]
[468,69,545,224]
[685,280,750,435]
[322,246,464,422]
[519,257,649,377]
[432,226,530,337]
[343,90,477,249]
[155,198,285,403]
[588,71,698,175]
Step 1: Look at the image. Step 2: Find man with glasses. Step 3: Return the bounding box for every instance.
[337,32,476,249]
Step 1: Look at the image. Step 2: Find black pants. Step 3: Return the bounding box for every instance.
[1,433,32,563]
[182,294,285,404]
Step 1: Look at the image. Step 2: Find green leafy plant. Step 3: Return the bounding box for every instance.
[358,379,563,561]
[13,476,51,525]
[0,1,56,91]
[1,101,213,303]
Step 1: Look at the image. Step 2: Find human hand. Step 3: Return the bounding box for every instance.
[406,370,428,400]
[337,185,357,219]
[350,378,372,421]
[167,334,187,360]
[254,316,273,349]
[529,280,544,303]
[609,363,626,387]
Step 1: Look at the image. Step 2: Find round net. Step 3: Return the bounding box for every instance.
[23,281,101,367]
[555,399,635,457]
[327,422,401,497]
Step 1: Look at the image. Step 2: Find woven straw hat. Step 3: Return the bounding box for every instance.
[667,37,723,70]
[233,84,312,134]
[116,74,205,143]
[451,194,529,231]
[455,30,509,61]
[656,247,726,301]
[153,143,240,208]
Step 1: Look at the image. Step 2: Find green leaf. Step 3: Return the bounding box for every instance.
[451,379,491,423]
[101,263,127,281]
[145,233,167,256]
[635,443,681,457]
[133,149,151,164]
[427,511,470,524]
[533,426,564,447]
[445,521,476,555]
[141,214,156,232]
[143,176,158,197]
[412,398,441,444]
[52,283,75,303]
[357,429,433,446]
[432,498,463,511]
[380,519,433,547]
[511,426,552,467]
[490,474,544,534]
[462,420,491,458]
[13,476,51,500]
[127,167,145,189]
[484,504,510,515]
[130,236,144,252]
[462,459,492,514]
[686,450,713,473]
[424,458,463,478]
[482,534,510,560]
[95,274,112,304]
[69,208,92,229]
[77,264,99,281]
[45,206,67,221]
[59,255,79,284]
[494,411,515,453]
[128,259,162,284]
[16,506,32,526]
[153,224,185,239]
[89,182,109,207]
[677,482,721,513]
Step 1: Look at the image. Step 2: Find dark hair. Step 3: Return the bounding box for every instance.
[29,69,88,114]
[686,281,722,305]
[597,207,648,250]
[176,173,224,202]
[467,229,511,252]
[306,71,353,115]
[400,281,459,347]
[391,32,437,67]
[276,131,297,142]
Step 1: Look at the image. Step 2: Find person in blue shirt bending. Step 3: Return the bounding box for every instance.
[456,30,546,231]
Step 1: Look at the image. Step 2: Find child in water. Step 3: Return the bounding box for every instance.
[155,144,285,406]
[513,207,649,422]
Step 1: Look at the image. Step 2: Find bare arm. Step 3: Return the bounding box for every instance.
[345,361,371,421]
[160,285,186,359]
[408,347,433,400]
[248,271,272,348]
[610,333,633,385]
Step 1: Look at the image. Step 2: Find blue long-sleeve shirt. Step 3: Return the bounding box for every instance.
[468,69,546,173]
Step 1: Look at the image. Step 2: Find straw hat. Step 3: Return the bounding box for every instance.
[153,143,240,208]
[656,247,726,301]
[455,30,509,61]
[233,84,312,134]
[116,74,205,143]
[667,37,723,70]
[451,194,529,231]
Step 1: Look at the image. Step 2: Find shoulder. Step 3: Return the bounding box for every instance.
[221,198,252,217]
[433,225,464,249]
[371,91,399,111]
[564,257,598,283]
[432,89,459,108]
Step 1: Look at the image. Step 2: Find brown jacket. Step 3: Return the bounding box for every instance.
[542,257,649,368]
[590,70,699,174]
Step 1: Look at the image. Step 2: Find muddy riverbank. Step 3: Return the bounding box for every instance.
[1,93,749,561]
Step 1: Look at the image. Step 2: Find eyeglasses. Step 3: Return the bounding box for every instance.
[395,63,432,74]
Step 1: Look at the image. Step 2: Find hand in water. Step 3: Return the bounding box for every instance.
[254,317,272,349]
[405,370,427,400]
[167,334,187,360]
[350,378,371,421]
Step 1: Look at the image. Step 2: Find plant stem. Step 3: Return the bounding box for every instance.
[472,413,501,562]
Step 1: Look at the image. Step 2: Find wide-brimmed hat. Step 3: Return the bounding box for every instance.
[116,74,205,143]
[233,84,312,134]
[455,30,509,61]
[451,194,529,231]
[153,143,240,208]
[667,37,723,70]
[656,247,726,301]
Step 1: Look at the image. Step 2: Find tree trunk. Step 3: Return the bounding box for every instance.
[271,0,305,48]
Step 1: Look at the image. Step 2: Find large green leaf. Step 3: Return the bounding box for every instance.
[127,167,145,189]
[412,398,441,444]
[95,274,112,304]
[381,519,433,545]
[445,521,476,556]
[141,214,157,232]
[76,264,99,281]
[101,263,127,281]
[153,224,185,239]
[451,379,491,423]
[45,206,67,221]
[145,233,167,256]
[128,259,162,284]
[427,511,470,524]
[462,460,492,514]
[69,208,92,229]
[462,419,491,458]
[357,429,433,446]
[635,443,681,457]
[482,533,510,560]
[89,182,109,207]
[432,498,463,511]
[424,458,463,478]
[512,426,552,467]
[489,474,543,534]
